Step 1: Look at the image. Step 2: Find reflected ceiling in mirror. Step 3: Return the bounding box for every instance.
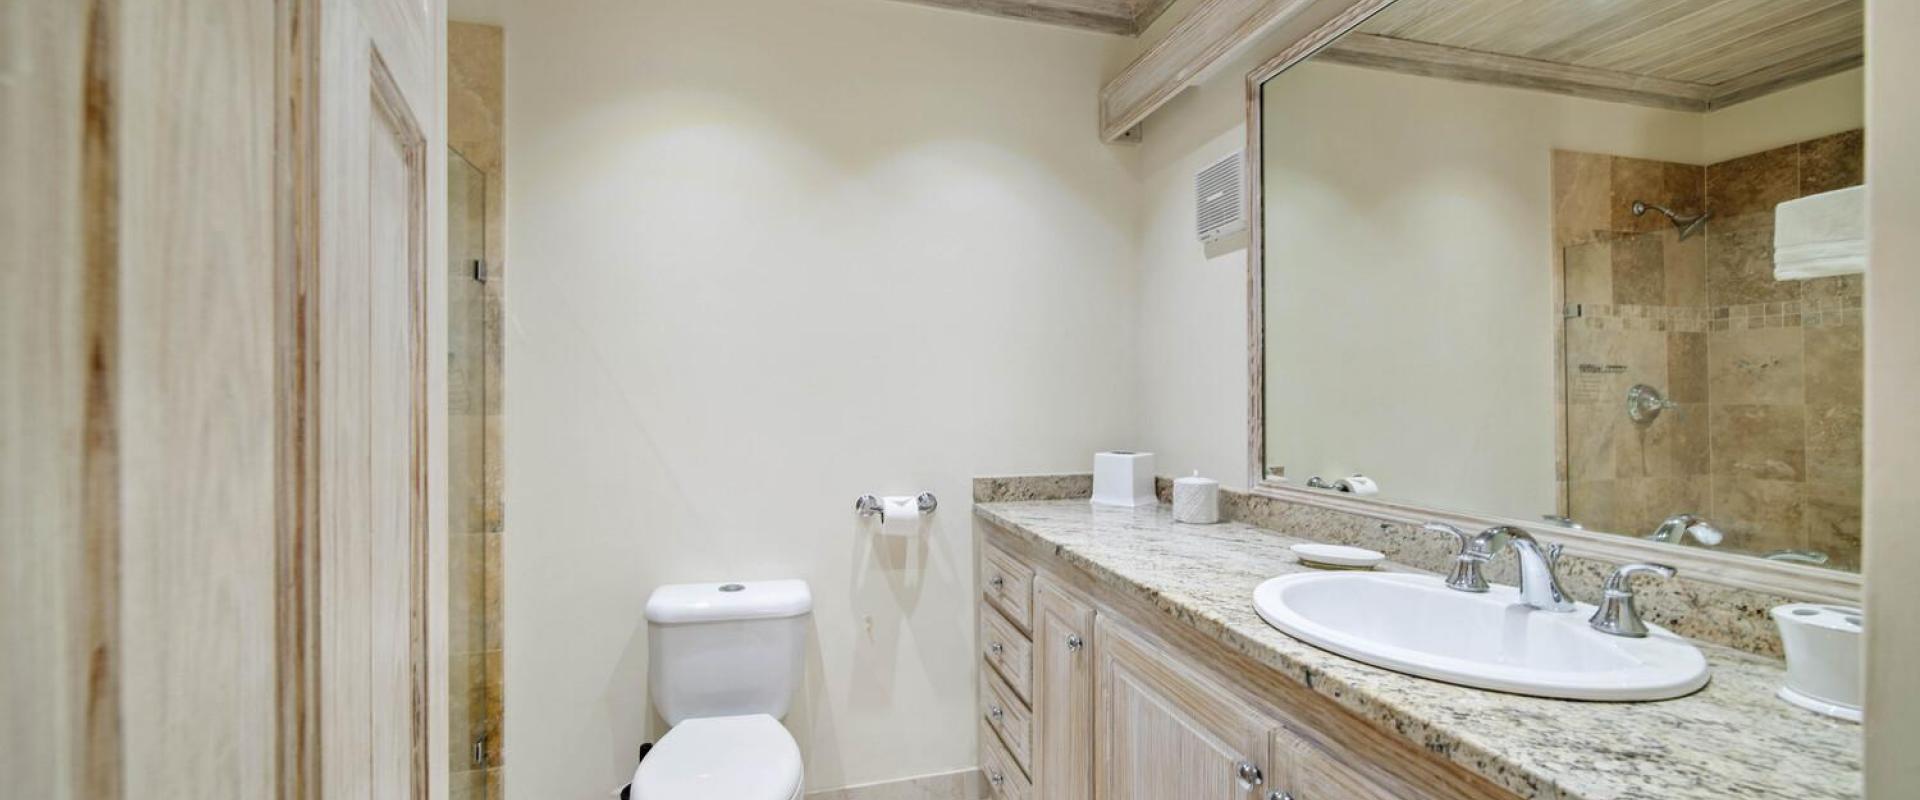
[1250,0,1865,573]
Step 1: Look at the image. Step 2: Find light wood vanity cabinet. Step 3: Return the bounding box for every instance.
[1031,578,1097,800]
[979,527,1513,800]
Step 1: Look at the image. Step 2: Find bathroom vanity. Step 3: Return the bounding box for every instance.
[973,499,1861,800]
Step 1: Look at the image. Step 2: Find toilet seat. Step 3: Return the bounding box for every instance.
[632,714,803,800]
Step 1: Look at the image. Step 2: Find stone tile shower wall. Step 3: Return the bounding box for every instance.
[1553,131,1864,568]
[449,21,506,800]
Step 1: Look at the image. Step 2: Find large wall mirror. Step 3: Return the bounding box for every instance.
[1249,0,1866,586]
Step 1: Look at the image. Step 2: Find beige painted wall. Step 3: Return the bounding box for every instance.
[502,0,1137,795]
[1864,0,1919,795]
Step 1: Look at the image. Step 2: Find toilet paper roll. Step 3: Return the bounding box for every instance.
[1334,475,1379,496]
[879,495,921,537]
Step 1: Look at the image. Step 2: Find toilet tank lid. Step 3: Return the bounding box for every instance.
[646,579,813,624]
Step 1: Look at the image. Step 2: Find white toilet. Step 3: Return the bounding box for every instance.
[634,579,812,800]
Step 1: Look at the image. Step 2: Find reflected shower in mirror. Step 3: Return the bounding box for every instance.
[1254,0,1865,571]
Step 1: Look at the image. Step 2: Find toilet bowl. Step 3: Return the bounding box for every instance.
[635,580,812,800]
[632,714,802,800]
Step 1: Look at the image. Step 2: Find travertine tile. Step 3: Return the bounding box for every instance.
[1643,402,1710,477]
[1661,227,1706,307]
[1805,403,1864,489]
[1805,481,1863,570]
[1705,219,1798,305]
[1713,475,1807,553]
[1610,232,1665,305]
[1611,157,1703,233]
[805,768,983,800]
[1708,327,1804,405]
[1804,323,1864,408]
[1666,332,1707,403]
[1710,404,1806,482]
[1799,129,1865,195]
[1562,240,1612,306]
[1552,150,1612,247]
[1707,143,1798,217]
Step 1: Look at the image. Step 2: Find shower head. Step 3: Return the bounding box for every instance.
[1631,200,1712,241]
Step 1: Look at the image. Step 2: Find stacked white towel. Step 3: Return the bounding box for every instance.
[1773,185,1866,280]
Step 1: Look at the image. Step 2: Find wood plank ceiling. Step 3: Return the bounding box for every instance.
[890,0,1179,36]
[1318,0,1864,111]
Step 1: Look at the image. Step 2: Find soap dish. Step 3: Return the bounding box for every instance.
[1291,543,1384,570]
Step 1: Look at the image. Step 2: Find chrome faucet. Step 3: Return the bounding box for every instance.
[1646,513,1724,547]
[1428,523,1576,612]
[1589,563,1677,637]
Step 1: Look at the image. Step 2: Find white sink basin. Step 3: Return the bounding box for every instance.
[1253,571,1709,701]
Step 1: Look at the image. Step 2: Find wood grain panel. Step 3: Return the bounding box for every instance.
[115,0,280,796]
[1325,0,1862,110]
[889,0,1139,35]
[980,719,1033,800]
[982,541,1036,631]
[1,1,113,797]
[1269,725,1400,800]
[1095,615,1274,800]
[981,664,1033,775]
[981,602,1034,700]
[1099,0,1390,141]
[1030,577,1097,800]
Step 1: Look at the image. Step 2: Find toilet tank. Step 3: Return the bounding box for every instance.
[645,580,812,725]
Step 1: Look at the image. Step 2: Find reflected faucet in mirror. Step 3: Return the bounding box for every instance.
[1646,514,1725,547]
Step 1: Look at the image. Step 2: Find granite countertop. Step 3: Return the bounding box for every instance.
[975,500,1862,800]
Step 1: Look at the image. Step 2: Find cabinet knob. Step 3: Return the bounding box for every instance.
[1236,761,1264,786]
[988,705,1004,722]
[1267,793,1294,800]
[989,770,1005,787]
[989,575,1005,590]
[1066,634,1084,652]
[988,641,1004,657]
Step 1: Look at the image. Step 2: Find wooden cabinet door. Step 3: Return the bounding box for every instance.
[314,0,442,797]
[1031,577,1097,800]
[1269,725,1402,800]
[1095,617,1277,800]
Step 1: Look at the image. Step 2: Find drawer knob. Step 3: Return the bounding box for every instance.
[1236,761,1264,786]
[988,641,1004,657]
[1267,793,1294,800]
[988,705,1004,722]
[989,770,1005,787]
[1066,633,1084,652]
[989,575,1006,590]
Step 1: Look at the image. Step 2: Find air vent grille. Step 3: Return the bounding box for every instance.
[1195,150,1245,243]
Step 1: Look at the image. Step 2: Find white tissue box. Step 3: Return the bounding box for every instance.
[1092,451,1156,508]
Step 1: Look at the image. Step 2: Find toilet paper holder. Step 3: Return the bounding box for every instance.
[855,492,938,520]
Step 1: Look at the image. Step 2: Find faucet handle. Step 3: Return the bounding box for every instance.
[1425,522,1490,593]
[1589,563,1677,638]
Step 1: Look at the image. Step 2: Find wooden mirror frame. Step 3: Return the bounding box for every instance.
[1241,5,1863,605]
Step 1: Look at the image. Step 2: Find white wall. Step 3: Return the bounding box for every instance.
[1260,63,1700,515]
[1864,0,1920,794]
[503,0,1138,795]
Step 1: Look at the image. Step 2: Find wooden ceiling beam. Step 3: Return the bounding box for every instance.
[1317,33,1717,112]
[1099,0,1392,142]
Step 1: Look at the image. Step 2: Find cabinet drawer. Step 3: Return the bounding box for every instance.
[981,663,1032,775]
[981,719,1032,800]
[981,543,1035,631]
[981,602,1033,701]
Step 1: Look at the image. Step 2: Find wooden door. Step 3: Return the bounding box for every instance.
[313,0,442,797]
[1095,617,1277,800]
[1031,577,1097,800]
